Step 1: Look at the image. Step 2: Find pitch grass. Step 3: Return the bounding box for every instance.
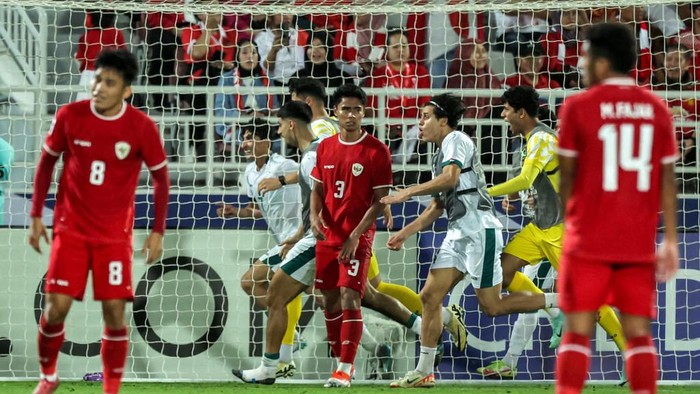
[1,381,699,394]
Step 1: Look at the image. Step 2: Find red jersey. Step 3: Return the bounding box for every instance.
[557,77,678,263]
[310,132,393,246]
[504,73,561,90]
[43,101,168,243]
[366,63,431,121]
[75,28,127,72]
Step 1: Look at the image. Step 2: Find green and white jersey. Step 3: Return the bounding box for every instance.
[311,117,339,139]
[298,138,321,234]
[245,153,302,243]
[0,137,14,226]
[432,131,501,236]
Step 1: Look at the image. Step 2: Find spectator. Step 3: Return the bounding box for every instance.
[297,30,353,90]
[333,13,387,79]
[75,10,127,100]
[619,6,653,86]
[503,42,560,90]
[366,29,431,165]
[491,10,549,58]
[254,14,308,88]
[180,5,236,161]
[672,3,700,82]
[214,39,279,159]
[541,9,587,89]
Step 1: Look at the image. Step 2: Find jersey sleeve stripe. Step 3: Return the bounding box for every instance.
[441,159,464,168]
[43,143,61,157]
[309,174,322,183]
[660,155,679,164]
[372,184,393,190]
[148,160,168,171]
[556,147,579,157]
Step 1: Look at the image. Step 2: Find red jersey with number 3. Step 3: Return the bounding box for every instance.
[557,77,678,263]
[310,132,393,246]
[43,100,168,243]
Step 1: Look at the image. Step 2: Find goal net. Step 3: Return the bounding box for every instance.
[0,0,697,384]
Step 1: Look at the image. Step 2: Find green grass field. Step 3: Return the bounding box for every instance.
[1,381,698,394]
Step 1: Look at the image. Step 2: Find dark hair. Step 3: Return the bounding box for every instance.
[289,77,327,103]
[385,28,406,47]
[425,94,465,129]
[586,23,637,75]
[502,86,540,117]
[94,49,139,86]
[234,38,262,72]
[242,117,276,140]
[88,10,118,29]
[330,84,367,107]
[516,41,544,58]
[537,105,557,129]
[277,101,313,124]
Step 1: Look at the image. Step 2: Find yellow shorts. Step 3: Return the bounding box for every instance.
[367,252,380,281]
[503,223,563,270]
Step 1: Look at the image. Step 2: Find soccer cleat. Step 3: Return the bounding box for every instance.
[232,364,276,385]
[433,343,444,368]
[445,304,468,351]
[549,312,564,349]
[618,368,628,387]
[389,370,436,388]
[276,361,296,378]
[477,360,517,379]
[33,378,60,394]
[324,370,352,388]
[375,343,394,378]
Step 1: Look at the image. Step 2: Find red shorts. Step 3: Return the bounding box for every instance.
[559,253,656,319]
[45,232,134,301]
[314,233,373,297]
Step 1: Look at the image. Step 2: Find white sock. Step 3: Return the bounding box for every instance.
[279,344,293,363]
[262,354,278,369]
[544,293,558,309]
[545,307,560,320]
[410,316,422,336]
[338,362,353,375]
[440,307,452,325]
[360,323,378,353]
[502,312,538,369]
[415,346,436,375]
[40,374,57,382]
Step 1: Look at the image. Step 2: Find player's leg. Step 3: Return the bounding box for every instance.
[615,263,657,394]
[315,243,343,367]
[35,233,90,394]
[241,247,281,310]
[93,241,134,394]
[597,306,625,352]
[368,253,423,315]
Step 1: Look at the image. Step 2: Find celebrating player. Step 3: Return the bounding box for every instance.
[309,84,393,387]
[555,22,679,394]
[28,49,170,394]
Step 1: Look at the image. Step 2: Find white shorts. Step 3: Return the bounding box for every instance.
[278,233,317,287]
[523,260,557,291]
[259,244,283,269]
[432,228,503,289]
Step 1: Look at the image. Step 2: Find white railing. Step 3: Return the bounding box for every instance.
[0,6,46,86]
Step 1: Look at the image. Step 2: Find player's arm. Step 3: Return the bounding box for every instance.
[387,198,445,251]
[257,171,299,194]
[487,134,552,197]
[309,180,326,240]
[339,186,391,261]
[28,149,60,254]
[216,201,262,219]
[657,162,679,281]
[558,155,576,208]
[381,164,460,204]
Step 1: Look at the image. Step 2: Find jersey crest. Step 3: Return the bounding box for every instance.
[352,163,364,176]
[115,141,130,160]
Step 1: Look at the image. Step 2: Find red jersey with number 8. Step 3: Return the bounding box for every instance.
[310,132,393,246]
[43,100,167,243]
[557,77,678,263]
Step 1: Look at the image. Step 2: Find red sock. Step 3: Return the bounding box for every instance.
[339,309,362,365]
[555,332,591,394]
[626,336,658,394]
[37,314,64,377]
[324,310,343,358]
[102,327,128,394]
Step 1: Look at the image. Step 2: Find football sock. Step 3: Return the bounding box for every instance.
[625,336,657,394]
[37,315,64,378]
[405,313,422,336]
[262,352,279,368]
[502,312,539,369]
[415,346,436,375]
[279,345,293,364]
[376,281,423,315]
[440,307,452,324]
[281,294,302,349]
[597,306,626,352]
[339,309,362,364]
[555,332,590,394]
[324,310,343,358]
[102,326,128,394]
[359,323,378,353]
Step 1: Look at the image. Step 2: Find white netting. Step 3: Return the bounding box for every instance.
[0,0,698,386]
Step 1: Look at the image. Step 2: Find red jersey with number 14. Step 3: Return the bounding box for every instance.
[43,100,168,243]
[557,77,678,263]
[310,132,393,246]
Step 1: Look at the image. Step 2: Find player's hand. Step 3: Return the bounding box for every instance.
[141,232,164,265]
[656,239,679,282]
[278,233,302,260]
[310,215,326,241]
[386,231,407,251]
[28,217,50,254]
[339,235,359,262]
[382,205,394,230]
[216,202,238,218]
[380,188,411,205]
[258,177,282,195]
[501,198,517,213]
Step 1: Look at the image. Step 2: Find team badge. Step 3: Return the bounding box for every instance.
[115,141,131,160]
[352,163,363,176]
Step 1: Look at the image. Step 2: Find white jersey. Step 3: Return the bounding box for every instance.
[432,131,502,236]
[245,153,302,243]
[311,117,339,139]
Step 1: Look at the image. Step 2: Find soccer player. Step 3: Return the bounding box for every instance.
[28,49,169,394]
[309,84,393,387]
[555,22,679,394]
[0,136,15,225]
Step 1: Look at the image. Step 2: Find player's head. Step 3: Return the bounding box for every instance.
[386,29,410,64]
[582,22,636,86]
[277,101,313,147]
[289,77,327,109]
[419,94,465,142]
[241,118,274,159]
[501,86,540,135]
[92,49,139,114]
[331,84,366,133]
